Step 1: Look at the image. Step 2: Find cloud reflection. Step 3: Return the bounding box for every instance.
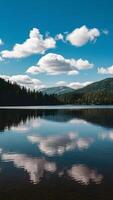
[99,131,113,141]
[28,133,93,156]
[68,164,103,185]
[2,153,56,184]
[10,118,41,133]
[69,119,88,125]
[0,148,2,173]
[1,149,103,186]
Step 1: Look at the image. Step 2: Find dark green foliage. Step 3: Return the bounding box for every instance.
[1,77,113,106]
[57,91,113,105]
[74,78,113,94]
[57,78,113,105]
[0,78,61,106]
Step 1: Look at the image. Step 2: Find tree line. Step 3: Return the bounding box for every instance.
[0,78,61,106]
[1,77,113,106]
[57,91,113,105]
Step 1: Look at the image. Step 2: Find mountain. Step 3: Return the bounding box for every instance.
[39,86,75,95]
[0,78,60,106]
[1,77,113,106]
[57,78,113,105]
[74,78,113,94]
[40,78,113,96]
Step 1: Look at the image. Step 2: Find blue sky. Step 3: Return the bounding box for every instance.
[0,0,113,90]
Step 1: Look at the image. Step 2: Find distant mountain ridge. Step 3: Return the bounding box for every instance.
[57,78,113,105]
[74,78,113,94]
[39,86,75,95]
[39,78,113,96]
[1,77,113,105]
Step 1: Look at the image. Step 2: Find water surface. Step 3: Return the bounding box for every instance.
[0,108,113,200]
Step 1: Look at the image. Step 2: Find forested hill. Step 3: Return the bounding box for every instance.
[0,78,60,106]
[57,78,113,105]
[74,78,113,93]
[1,77,113,106]
[40,86,75,95]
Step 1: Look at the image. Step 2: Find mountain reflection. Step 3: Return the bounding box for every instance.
[1,108,113,132]
[2,153,56,184]
[1,108,113,200]
[28,133,93,156]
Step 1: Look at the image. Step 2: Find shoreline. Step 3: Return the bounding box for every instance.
[1,105,113,109]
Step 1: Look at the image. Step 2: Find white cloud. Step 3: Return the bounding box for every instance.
[2,153,56,184]
[0,56,3,61]
[0,148,2,154]
[55,33,64,41]
[1,28,56,58]
[66,25,100,47]
[55,81,67,86]
[26,53,93,75]
[0,39,4,46]
[68,81,92,89]
[0,74,45,90]
[26,66,41,75]
[68,164,103,185]
[56,81,92,89]
[102,29,109,35]
[98,66,113,74]
[0,39,4,62]
[27,133,93,156]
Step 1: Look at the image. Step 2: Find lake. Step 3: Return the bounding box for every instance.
[0,107,113,200]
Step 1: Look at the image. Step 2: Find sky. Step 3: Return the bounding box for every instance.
[0,0,113,90]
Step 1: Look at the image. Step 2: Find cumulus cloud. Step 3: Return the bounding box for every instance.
[0,39,4,46]
[66,25,100,47]
[55,81,67,86]
[0,56,3,61]
[2,153,56,184]
[27,133,93,156]
[0,39,4,61]
[98,66,113,74]
[68,164,103,185]
[0,74,45,90]
[68,81,92,89]
[1,28,56,58]
[56,80,92,89]
[26,53,93,75]
[0,148,2,154]
[55,33,64,41]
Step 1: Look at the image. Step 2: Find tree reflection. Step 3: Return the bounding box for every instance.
[0,108,113,132]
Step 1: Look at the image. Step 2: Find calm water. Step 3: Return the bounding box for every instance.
[0,108,113,200]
